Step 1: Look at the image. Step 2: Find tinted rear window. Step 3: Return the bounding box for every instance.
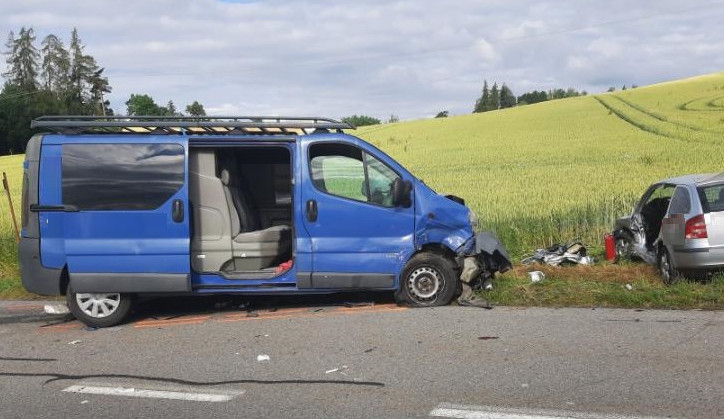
[62,144,184,211]
[698,184,724,213]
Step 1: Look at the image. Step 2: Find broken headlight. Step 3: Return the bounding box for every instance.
[468,210,478,231]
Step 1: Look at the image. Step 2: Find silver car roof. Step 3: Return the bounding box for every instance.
[658,172,724,187]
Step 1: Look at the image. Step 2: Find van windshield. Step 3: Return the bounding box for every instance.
[698,184,724,213]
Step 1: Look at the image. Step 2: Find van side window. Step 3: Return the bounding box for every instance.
[309,143,367,202]
[62,143,184,211]
[309,143,400,207]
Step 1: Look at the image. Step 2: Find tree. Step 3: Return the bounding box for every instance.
[606,86,616,92]
[88,67,111,115]
[490,82,500,110]
[474,80,490,113]
[434,110,449,118]
[499,84,516,109]
[126,93,162,115]
[341,115,381,127]
[3,27,40,90]
[40,34,70,93]
[388,114,399,123]
[185,100,206,117]
[68,28,97,105]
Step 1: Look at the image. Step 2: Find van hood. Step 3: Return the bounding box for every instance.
[414,180,473,252]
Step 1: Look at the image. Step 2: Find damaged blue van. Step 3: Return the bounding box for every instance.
[20,116,510,327]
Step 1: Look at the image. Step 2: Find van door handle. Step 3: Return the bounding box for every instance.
[172,199,184,223]
[306,199,318,222]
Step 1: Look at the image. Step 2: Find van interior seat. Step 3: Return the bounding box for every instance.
[220,168,291,246]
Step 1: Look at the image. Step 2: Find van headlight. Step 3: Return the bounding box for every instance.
[468,210,478,230]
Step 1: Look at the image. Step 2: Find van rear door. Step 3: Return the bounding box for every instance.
[60,137,191,293]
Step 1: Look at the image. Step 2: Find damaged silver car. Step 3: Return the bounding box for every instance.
[613,173,724,283]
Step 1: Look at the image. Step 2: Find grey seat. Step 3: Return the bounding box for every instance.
[220,170,291,270]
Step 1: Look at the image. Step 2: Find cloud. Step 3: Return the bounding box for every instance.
[1,0,722,119]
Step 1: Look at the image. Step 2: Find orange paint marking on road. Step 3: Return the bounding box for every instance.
[134,319,208,329]
[4,304,44,312]
[133,315,212,328]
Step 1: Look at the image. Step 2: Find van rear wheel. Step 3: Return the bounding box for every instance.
[66,288,133,328]
[395,252,458,307]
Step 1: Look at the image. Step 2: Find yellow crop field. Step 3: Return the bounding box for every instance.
[357,72,724,255]
[0,72,723,299]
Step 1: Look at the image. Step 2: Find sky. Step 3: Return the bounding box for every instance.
[2,0,724,120]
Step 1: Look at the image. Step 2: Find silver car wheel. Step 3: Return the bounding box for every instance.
[407,267,443,302]
[75,293,122,318]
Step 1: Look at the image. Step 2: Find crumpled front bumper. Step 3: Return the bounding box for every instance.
[458,231,513,283]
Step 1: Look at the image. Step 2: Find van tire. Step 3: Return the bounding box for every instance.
[66,287,134,328]
[395,252,458,307]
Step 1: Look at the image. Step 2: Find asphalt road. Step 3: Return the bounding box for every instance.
[0,296,722,418]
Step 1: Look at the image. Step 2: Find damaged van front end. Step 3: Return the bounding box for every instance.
[413,180,512,288]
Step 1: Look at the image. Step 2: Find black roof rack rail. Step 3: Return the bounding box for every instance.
[31,115,355,135]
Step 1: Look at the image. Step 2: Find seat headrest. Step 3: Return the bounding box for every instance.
[220,169,230,185]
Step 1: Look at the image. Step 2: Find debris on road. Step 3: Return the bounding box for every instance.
[625,284,633,291]
[521,241,595,266]
[246,312,259,318]
[528,271,545,283]
[67,340,81,345]
[256,355,270,362]
[363,347,376,353]
[477,336,499,340]
[325,365,349,375]
[44,304,70,315]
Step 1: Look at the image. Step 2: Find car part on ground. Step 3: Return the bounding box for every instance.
[521,241,594,266]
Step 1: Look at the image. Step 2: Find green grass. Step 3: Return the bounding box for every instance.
[0,154,24,299]
[1,72,723,306]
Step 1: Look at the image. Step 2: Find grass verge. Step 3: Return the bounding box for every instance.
[486,264,724,310]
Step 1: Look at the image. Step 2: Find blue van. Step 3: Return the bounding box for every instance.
[19,116,510,327]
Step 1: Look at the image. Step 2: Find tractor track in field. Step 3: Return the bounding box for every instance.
[594,95,721,144]
[613,96,723,134]
[678,94,724,111]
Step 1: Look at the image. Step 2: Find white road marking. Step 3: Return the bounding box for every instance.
[430,403,668,419]
[62,385,243,402]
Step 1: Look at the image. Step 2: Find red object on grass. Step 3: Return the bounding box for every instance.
[604,233,616,261]
[274,260,294,274]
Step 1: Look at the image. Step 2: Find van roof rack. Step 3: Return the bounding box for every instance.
[31,115,355,135]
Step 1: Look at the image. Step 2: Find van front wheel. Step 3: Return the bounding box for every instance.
[395,252,458,307]
[66,288,133,328]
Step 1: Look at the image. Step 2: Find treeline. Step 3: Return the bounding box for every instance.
[0,27,207,156]
[473,79,588,113]
[0,27,110,154]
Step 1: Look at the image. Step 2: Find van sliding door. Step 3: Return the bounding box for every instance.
[61,138,191,293]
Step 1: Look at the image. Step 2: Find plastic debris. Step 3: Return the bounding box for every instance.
[67,340,81,345]
[81,400,89,405]
[522,241,595,266]
[528,271,545,283]
[326,365,349,375]
[44,304,70,315]
[325,368,339,374]
[256,354,270,362]
[625,284,633,291]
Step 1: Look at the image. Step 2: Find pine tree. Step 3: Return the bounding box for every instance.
[69,28,94,103]
[3,27,40,90]
[88,67,111,115]
[499,84,516,109]
[490,82,500,110]
[474,80,489,113]
[40,34,70,93]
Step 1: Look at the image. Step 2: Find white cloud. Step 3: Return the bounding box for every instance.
[1,0,722,120]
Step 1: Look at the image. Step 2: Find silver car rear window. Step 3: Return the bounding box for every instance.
[698,184,724,213]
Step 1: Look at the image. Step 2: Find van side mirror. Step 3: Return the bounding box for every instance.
[392,178,412,208]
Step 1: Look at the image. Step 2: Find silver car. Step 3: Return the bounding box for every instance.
[614,173,724,282]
